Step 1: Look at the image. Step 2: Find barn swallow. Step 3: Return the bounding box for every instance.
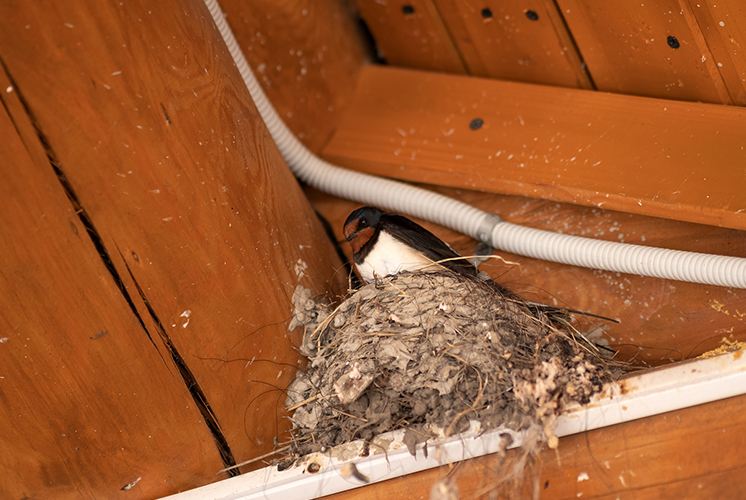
[343,206,619,332]
[343,206,478,283]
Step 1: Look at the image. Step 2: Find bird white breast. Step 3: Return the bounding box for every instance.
[357,230,441,283]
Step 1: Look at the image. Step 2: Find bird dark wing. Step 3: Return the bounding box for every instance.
[381,214,478,277]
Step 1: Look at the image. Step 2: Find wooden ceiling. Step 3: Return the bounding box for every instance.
[357,0,746,104]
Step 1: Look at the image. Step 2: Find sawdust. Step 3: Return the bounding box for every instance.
[284,271,621,479]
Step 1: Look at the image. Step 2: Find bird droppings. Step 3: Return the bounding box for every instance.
[431,478,459,500]
[698,337,746,359]
[283,271,625,486]
[120,476,141,491]
[180,309,191,329]
[294,258,308,279]
[339,462,369,483]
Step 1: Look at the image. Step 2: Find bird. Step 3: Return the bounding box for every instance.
[343,206,478,283]
[342,206,619,332]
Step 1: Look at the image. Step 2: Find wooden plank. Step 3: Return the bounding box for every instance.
[218,0,368,151]
[355,0,466,73]
[0,75,225,498]
[327,393,746,499]
[557,0,732,103]
[308,187,746,366]
[323,66,746,230]
[433,0,592,88]
[0,0,345,479]
[685,0,746,106]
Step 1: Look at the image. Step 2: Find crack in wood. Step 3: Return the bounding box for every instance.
[121,257,239,475]
[159,102,172,126]
[1,58,238,475]
[550,0,597,90]
[0,57,163,358]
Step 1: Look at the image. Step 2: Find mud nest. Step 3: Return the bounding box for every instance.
[286,271,618,459]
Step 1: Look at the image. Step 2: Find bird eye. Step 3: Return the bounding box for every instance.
[359,217,368,227]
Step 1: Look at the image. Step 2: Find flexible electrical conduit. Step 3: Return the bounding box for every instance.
[204,0,746,289]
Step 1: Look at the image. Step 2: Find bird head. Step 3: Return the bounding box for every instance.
[343,206,383,256]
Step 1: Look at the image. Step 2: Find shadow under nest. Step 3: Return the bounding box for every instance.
[284,270,627,466]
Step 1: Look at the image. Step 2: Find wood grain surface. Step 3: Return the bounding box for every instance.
[327,391,746,499]
[324,66,746,231]
[355,0,466,73]
[684,0,746,106]
[219,0,368,151]
[0,0,345,496]
[434,0,592,88]
[557,0,732,103]
[309,187,746,366]
[0,71,225,499]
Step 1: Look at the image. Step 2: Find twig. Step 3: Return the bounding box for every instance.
[219,445,291,473]
[445,370,488,437]
[287,393,322,412]
[434,254,520,267]
[332,408,368,422]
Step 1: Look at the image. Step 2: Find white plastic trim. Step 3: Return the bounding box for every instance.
[203,0,746,288]
[164,350,746,500]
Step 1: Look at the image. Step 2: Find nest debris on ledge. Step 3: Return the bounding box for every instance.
[285,271,624,465]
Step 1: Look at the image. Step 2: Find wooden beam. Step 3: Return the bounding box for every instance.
[0,0,345,491]
[323,66,746,230]
[327,393,746,499]
[218,0,368,152]
[0,70,225,498]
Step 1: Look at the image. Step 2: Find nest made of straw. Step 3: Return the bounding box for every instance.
[286,271,616,459]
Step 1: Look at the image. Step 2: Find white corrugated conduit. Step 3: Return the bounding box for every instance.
[204,0,746,288]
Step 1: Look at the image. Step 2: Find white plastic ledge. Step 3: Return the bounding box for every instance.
[165,350,746,500]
